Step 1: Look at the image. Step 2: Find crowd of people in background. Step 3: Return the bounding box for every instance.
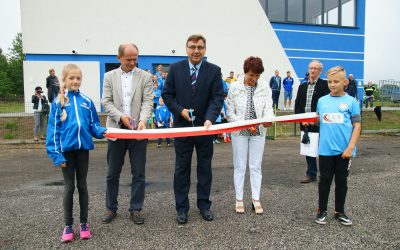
[34,64,377,144]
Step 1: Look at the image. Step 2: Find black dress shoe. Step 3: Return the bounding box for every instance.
[130,210,144,225]
[176,211,188,224]
[200,209,214,221]
[102,210,117,224]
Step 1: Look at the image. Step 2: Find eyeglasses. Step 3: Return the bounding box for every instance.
[308,67,321,70]
[187,45,205,51]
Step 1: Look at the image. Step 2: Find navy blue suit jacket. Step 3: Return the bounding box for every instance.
[162,59,224,128]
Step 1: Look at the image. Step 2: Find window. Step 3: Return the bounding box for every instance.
[324,0,339,25]
[267,0,285,22]
[306,0,322,25]
[341,0,355,26]
[259,0,356,27]
[259,0,267,13]
[288,0,303,22]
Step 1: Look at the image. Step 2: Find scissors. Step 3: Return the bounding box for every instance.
[130,117,137,130]
[188,108,195,127]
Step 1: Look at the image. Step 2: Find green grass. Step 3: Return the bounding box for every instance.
[3,133,16,139]
[0,102,25,113]
[381,101,400,107]
[361,110,400,130]
[5,121,17,130]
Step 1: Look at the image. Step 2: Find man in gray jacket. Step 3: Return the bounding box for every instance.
[101,43,153,225]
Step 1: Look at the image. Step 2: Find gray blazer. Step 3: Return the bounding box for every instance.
[101,67,153,130]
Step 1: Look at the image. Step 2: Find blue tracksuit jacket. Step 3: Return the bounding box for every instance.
[46,90,106,166]
[155,104,171,127]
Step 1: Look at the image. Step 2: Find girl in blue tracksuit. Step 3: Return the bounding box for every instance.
[46,64,106,243]
[155,97,172,147]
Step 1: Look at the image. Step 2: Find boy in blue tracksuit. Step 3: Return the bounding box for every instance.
[46,64,106,242]
[315,66,361,226]
[155,97,172,147]
[282,71,294,110]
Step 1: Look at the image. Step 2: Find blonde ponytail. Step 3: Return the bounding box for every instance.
[59,83,68,122]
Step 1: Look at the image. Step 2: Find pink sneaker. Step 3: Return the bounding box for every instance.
[79,223,92,240]
[61,225,74,243]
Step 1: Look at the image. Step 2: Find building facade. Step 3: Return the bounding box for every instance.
[21,0,365,110]
[260,0,365,82]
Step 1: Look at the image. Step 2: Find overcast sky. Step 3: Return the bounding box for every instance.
[0,0,398,84]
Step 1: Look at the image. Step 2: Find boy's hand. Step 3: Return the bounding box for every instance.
[341,147,353,159]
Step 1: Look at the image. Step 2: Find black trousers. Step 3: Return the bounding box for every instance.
[174,135,213,212]
[272,90,280,110]
[106,139,147,212]
[62,150,89,225]
[318,155,351,213]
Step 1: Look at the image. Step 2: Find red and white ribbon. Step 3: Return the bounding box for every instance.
[105,113,317,139]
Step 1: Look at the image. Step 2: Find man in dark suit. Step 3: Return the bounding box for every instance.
[294,60,330,184]
[269,70,282,110]
[162,34,224,224]
[345,74,358,99]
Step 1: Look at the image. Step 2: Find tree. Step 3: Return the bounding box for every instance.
[8,33,24,62]
[0,48,13,97]
[6,33,25,96]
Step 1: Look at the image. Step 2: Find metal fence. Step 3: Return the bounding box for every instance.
[0,101,399,144]
[378,79,400,102]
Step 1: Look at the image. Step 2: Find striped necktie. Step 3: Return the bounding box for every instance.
[191,66,197,85]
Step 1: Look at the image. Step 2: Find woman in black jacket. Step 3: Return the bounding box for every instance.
[31,86,48,141]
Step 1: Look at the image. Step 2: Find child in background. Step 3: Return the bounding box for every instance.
[213,112,222,144]
[155,97,172,147]
[315,66,361,226]
[221,95,231,143]
[46,64,107,242]
[153,81,161,110]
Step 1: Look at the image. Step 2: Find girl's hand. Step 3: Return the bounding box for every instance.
[60,163,66,168]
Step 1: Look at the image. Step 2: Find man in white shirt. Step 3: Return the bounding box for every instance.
[101,43,153,225]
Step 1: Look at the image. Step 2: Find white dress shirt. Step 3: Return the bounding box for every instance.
[121,68,134,115]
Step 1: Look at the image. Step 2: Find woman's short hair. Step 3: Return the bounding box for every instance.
[243,57,264,74]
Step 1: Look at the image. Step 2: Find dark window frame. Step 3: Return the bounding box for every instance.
[262,0,357,28]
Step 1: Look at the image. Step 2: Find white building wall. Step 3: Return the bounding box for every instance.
[23,61,101,111]
[21,0,298,107]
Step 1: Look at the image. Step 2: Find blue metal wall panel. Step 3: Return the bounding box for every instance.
[271,0,365,82]
[284,49,364,61]
[289,58,364,81]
